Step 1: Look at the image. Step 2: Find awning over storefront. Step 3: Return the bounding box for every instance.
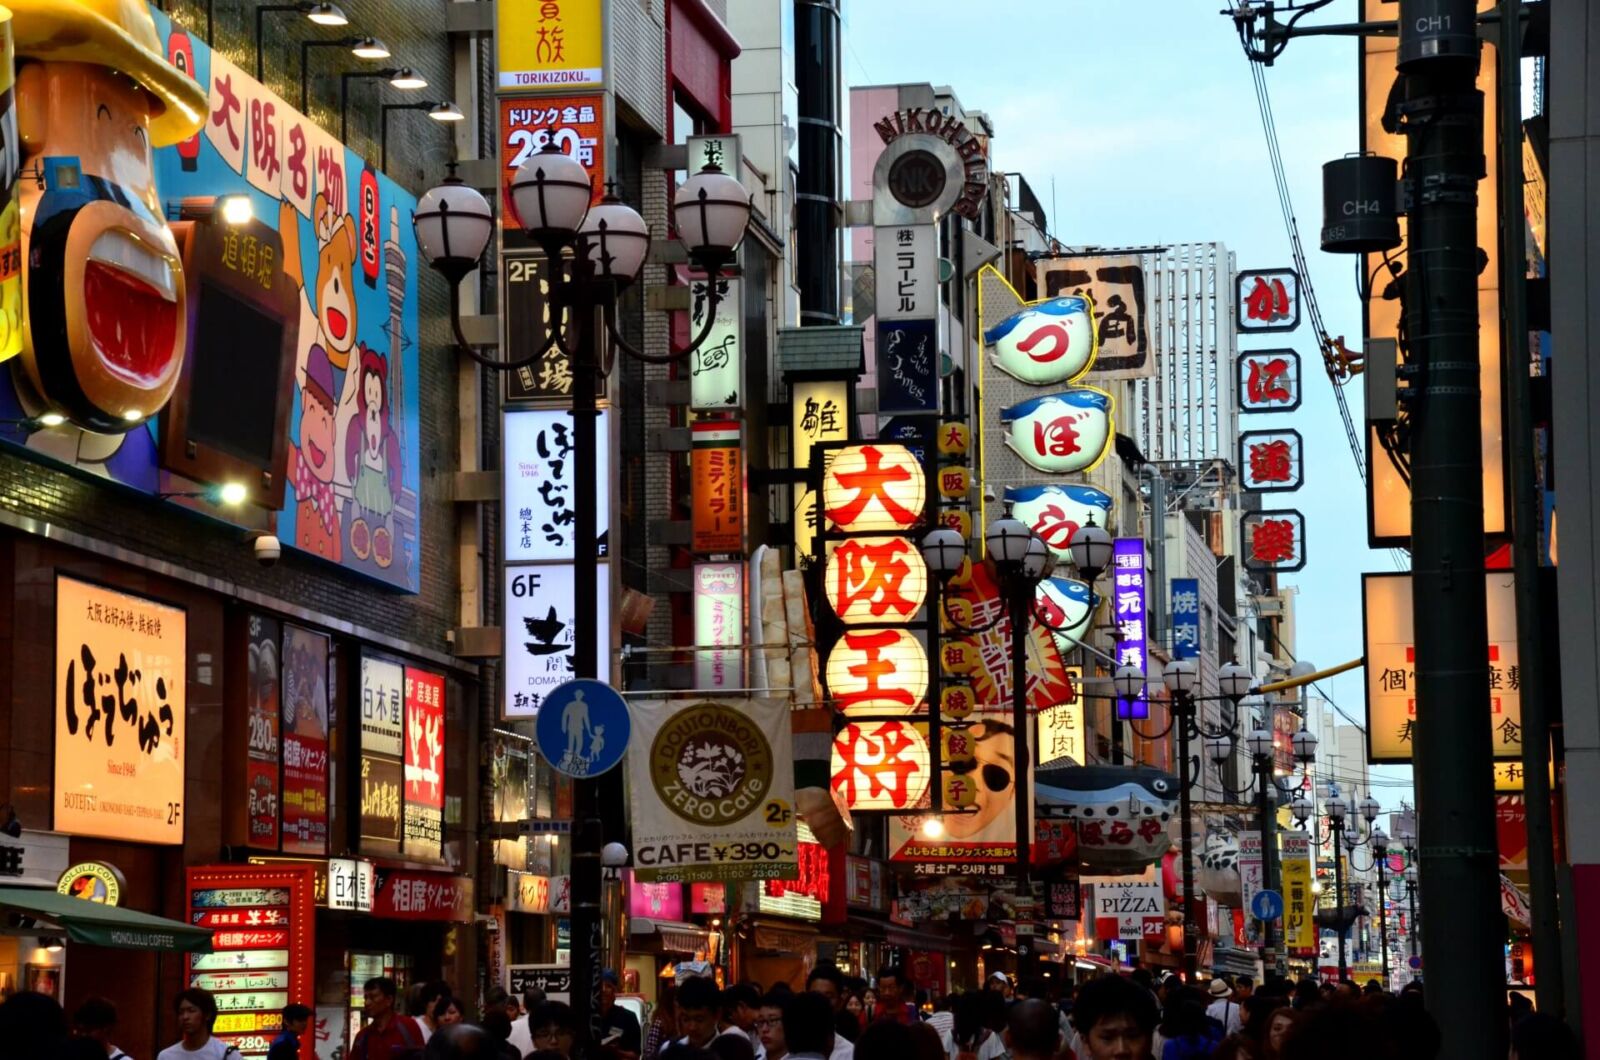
[631,918,715,956]
[0,887,213,952]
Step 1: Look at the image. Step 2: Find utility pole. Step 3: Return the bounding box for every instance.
[1399,2,1507,1056]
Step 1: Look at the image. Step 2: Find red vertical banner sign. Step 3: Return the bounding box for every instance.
[690,420,743,553]
[280,625,330,855]
[188,864,316,1059]
[403,668,446,860]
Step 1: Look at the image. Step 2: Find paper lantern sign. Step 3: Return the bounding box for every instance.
[1238,349,1302,412]
[938,508,973,539]
[1000,390,1114,475]
[943,772,977,809]
[824,535,928,624]
[1239,429,1304,492]
[940,684,976,720]
[941,727,978,769]
[822,443,927,532]
[1035,576,1097,651]
[1242,509,1307,572]
[938,466,971,499]
[939,640,978,677]
[831,720,931,811]
[1006,484,1113,560]
[1237,268,1301,333]
[986,296,1098,385]
[826,628,928,714]
[1035,764,1178,871]
[938,422,971,456]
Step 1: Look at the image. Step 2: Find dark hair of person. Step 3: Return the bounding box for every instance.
[523,986,548,1013]
[0,992,68,1059]
[980,988,1008,1033]
[953,991,988,1048]
[807,965,845,992]
[283,1002,313,1024]
[1291,978,1322,1010]
[908,1020,946,1060]
[60,1038,111,1060]
[174,987,219,1021]
[482,1010,514,1043]
[723,983,761,1013]
[1071,975,1159,1036]
[1007,998,1061,1057]
[485,986,510,1008]
[72,997,117,1032]
[413,981,451,1015]
[877,963,906,987]
[1280,994,1441,1060]
[677,976,722,1014]
[660,1047,718,1060]
[529,1052,570,1060]
[425,1025,493,1060]
[1130,968,1154,990]
[709,1032,757,1060]
[1511,1012,1579,1060]
[532,1001,576,1035]
[854,1019,915,1060]
[1015,976,1049,1002]
[1157,987,1213,1039]
[761,991,791,1012]
[783,990,836,1055]
[834,1008,861,1044]
[367,977,399,1000]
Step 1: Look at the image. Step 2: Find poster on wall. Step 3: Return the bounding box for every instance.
[504,563,613,719]
[0,14,425,592]
[687,276,742,411]
[281,624,330,856]
[246,614,282,849]
[403,668,446,860]
[360,656,404,757]
[360,753,403,851]
[503,408,610,562]
[888,713,1027,875]
[54,576,188,845]
[502,252,573,402]
[627,698,798,882]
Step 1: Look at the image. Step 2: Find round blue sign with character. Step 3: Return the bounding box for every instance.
[535,679,630,778]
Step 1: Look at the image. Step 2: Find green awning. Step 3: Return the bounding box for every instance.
[0,887,213,953]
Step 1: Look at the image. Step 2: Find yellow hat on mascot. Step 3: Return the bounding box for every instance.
[7,0,206,145]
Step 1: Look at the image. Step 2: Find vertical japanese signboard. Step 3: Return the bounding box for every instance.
[1239,833,1264,942]
[246,614,282,850]
[281,625,329,856]
[1170,578,1199,661]
[1280,830,1315,953]
[503,253,574,402]
[1363,571,1522,763]
[693,562,744,691]
[504,563,613,719]
[504,408,610,561]
[1036,254,1152,379]
[360,656,405,852]
[498,97,605,224]
[1112,540,1149,719]
[791,379,851,563]
[874,226,937,320]
[691,421,744,553]
[688,277,742,411]
[496,0,604,90]
[188,863,315,1057]
[876,319,938,413]
[403,668,446,860]
[54,576,187,844]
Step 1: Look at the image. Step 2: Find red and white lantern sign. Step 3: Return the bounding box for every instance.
[826,628,929,715]
[824,536,928,625]
[830,719,932,811]
[1236,268,1301,333]
[822,443,927,532]
[1239,429,1304,492]
[1238,349,1302,412]
[1242,509,1307,572]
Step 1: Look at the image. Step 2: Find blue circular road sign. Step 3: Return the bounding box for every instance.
[1251,889,1285,921]
[535,679,630,778]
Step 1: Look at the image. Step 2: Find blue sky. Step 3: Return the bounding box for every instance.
[846,0,1414,800]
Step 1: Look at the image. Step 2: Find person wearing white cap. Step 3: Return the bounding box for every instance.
[1204,979,1242,1036]
[985,972,1013,1000]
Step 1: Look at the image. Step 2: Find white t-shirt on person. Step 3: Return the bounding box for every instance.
[157,1039,235,1060]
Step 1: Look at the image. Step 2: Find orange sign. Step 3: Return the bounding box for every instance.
[498,95,605,226]
[55,576,187,844]
[691,421,743,553]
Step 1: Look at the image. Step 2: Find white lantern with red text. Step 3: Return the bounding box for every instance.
[825,628,928,715]
[821,443,927,532]
[830,720,932,811]
[824,536,928,624]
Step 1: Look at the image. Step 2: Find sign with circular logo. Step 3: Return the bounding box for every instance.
[649,701,774,827]
[57,861,125,906]
[887,150,947,209]
[535,679,631,779]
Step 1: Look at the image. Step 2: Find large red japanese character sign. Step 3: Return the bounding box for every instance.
[825,628,929,715]
[831,720,931,811]
[1239,429,1303,492]
[1242,509,1306,572]
[1238,350,1302,412]
[984,295,1098,386]
[1236,268,1300,333]
[822,444,926,532]
[824,536,928,624]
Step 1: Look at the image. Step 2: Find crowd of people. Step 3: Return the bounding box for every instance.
[0,962,1579,1060]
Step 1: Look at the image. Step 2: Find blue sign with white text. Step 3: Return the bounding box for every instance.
[1171,578,1200,660]
[535,679,631,778]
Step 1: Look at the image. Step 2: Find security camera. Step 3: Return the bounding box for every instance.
[982,485,999,504]
[253,533,282,567]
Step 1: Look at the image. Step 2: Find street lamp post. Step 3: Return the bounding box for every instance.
[1248,724,1279,967]
[1164,658,1201,980]
[413,147,751,1054]
[1369,826,1391,987]
[1404,863,1420,959]
[1325,792,1350,980]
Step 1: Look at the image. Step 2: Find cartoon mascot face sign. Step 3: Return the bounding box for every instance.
[10,0,207,433]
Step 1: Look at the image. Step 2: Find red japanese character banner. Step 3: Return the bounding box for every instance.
[188,864,315,1057]
[371,869,476,922]
[54,576,187,845]
[246,614,282,850]
[1238,428,1304,492]
[1241,509,1307,573]
[1238,349,1302,413]
[281,625,330,856]
[1236,268,1301,333]
[403,668,446,860]
[499,95,605,225]
[691,421,744,554]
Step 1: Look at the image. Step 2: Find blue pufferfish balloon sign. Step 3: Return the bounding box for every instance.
[986,295,1098,386]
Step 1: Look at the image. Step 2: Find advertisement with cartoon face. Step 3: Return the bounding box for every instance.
[0,4,422,591]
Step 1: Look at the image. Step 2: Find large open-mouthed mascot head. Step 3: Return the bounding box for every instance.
[10,0,206,432]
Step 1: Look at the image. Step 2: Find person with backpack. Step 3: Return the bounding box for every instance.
[268,1004,312,1060]
[157,989,237,1060]
[352,976,426,1060]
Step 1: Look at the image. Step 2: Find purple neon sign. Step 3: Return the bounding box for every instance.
[1112,538,1149,720]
